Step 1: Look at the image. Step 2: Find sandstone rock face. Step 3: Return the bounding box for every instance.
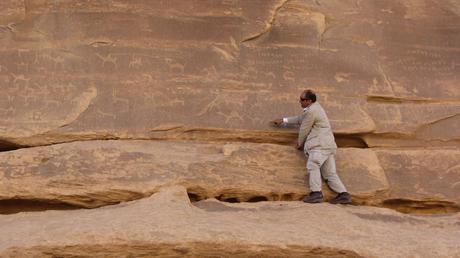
[1,140,458,214]
[1,187,460,258]
[0,0,459,147]
[1,0,459,256]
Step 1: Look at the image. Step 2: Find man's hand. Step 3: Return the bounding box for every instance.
[270,118,283,127]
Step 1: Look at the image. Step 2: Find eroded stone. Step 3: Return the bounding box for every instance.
[0,0,459,147]
[1,186,459,258]
[0,140,458,213]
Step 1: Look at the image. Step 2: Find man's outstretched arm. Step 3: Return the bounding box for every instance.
[271,114,303,126]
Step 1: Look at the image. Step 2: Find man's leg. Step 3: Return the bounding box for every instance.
[320,152,347,193]
[304,150,329,203]
[306,150,329,192]
[320,151,352,204]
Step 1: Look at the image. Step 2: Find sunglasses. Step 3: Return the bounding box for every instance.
[300,98,308,101]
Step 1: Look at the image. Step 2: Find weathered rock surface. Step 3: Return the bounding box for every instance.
[1,140,458,214]
[0,0,459,148]
[375,149,460,213]
[1,1,459,256]
[1,186,460,258]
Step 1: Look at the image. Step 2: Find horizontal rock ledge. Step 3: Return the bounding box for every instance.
[0,140,458,214]
[1,128,371,149]
[1,186,459,258]
[2,243,364,258]
[3,126,459,152]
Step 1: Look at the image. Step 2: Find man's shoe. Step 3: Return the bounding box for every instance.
[330,192,352,204]
[303,191,324,203]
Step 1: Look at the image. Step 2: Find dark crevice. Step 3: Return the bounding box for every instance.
[2,194,459,216]
[0,199,82,215]
[187,192,203,202]
[281,193,295,201]
[187,192,459,215]
[240,0,291,43]
[221,197,240,203]
[382,198,460,214]
[216,194,241,203]
[247,196,269,202]
[334,134,369,148]
[0,128,372,153]
[3,242,365,257]
[366,95,455,104]
[0,139,27,152]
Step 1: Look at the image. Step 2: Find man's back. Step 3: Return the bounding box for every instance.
[301,102,337,151]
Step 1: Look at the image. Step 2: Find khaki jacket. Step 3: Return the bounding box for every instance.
[284,102,337,152]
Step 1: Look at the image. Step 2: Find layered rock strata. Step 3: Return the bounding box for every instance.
[0,0,459,256]
[1,186,460,258]
[1,140,459,214]
[0,0,459,148]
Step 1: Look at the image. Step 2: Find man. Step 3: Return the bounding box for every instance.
[271,90,352,204]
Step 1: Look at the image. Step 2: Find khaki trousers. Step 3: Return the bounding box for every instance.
[306,149,347,193]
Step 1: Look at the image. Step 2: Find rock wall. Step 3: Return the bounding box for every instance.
[1,0,459,146]
[1,1,459,257]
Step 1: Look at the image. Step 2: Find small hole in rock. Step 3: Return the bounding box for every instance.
[281,193,294,201]
[0,199,80,214]
[247,196,268,202]
[221,197,240,203]
[187,193,202,202]
[0,139,25,152]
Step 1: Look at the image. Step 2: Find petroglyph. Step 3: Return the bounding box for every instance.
[40,54,66,68]
[377,63,396,96]
[111,88,130,111]
[97,109,117,119]
[229,36,239,51]
[0,106,15,117]
[0,83,97,137]
[128,55,142,68]
[23,94,38,105]
[141,74,154,83]
[0,65,8,72]
[46,99,61,108]
[264,71,276,79]
[218,110,244,123]
[282,71,295,82]
[10,73,30,85]
[31,111,42,121]
[165,58,185,73]
[144,89,185,109]
[335,73,351,83]
[201,66,219,80]
[197,93,248,118]
[211,46,235,62]
[96,53,118,68]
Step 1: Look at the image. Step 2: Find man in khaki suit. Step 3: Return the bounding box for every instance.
[272,90,352,204]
